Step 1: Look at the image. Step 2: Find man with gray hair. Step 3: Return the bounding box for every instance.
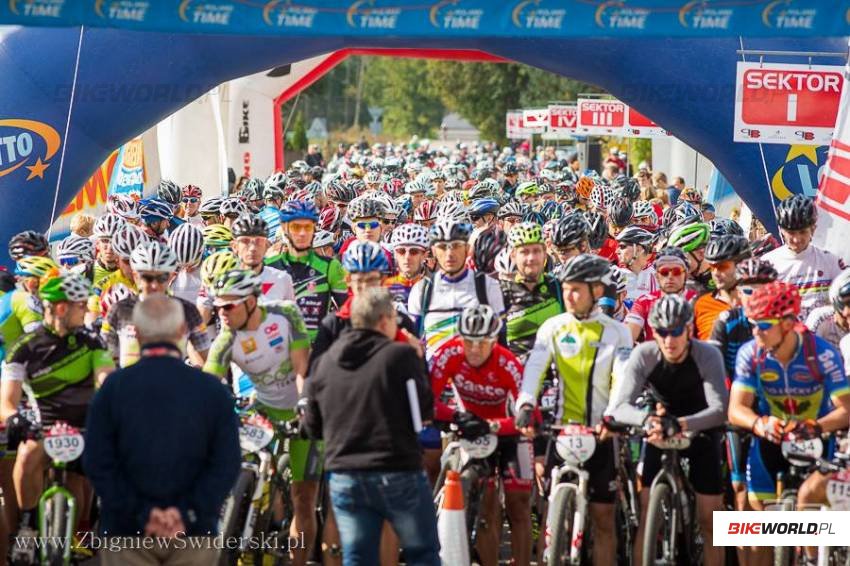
[84,293,240,565]
[302,288,439,565]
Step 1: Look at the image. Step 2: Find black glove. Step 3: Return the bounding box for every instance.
[515,405,535,429]
[5,413,32,452]
[452,411,491,440]
[659,415,682,438]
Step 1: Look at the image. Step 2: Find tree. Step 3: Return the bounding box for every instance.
[290,112,308,152]
[363,58,445,138]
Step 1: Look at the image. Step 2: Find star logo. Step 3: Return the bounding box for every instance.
[25,157,49,181]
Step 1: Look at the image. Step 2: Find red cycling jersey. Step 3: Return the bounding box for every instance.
[624,288,698,341]
[429,336,523,435]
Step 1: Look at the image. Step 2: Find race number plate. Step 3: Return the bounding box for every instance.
[827,469,850,510]
[555,424,597,464]
[239,414,274,453]
[781,436,823,466]
[43,423,84,463]
[655,435,692,450]
[459,433,498,460]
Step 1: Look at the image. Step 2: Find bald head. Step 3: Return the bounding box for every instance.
[132,293,185,346]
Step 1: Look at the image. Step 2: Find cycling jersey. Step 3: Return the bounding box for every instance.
[693,291,734,341]
[709,306,751,379]
[518,311,632,426]
[0,290,42,359]
[625,289,698,341]
[597,237,618,262]
[171,269,202,304]
[1,326,113,428]
[92,261,117,286]
[102,295,210,367]
[258,205,281,241]
[733,334,849,421]
[762,244,845,320]
[90,269,136,316]
[265,250,347,340]
[384,271,425,307]
[805,305,846,349]
[408,268,504,360]
[204,302,309,410]
[197,265,295,311]
[499,274,563,361]
[622,266,658,302]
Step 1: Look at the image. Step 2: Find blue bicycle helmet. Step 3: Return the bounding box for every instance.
[342,241,389,273]
[279,199,319,223]
[522,211,546,226]
[138,197,173,223]
[469,198,500,216]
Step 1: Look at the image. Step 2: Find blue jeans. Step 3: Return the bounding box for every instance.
[328,470,440,566]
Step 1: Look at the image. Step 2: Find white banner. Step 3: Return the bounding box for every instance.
[522,108,549,133]
[576,99,626,136]
[734,62,845,146]
[625,107,670,138]
[714,511,850,546]
[548,104,578,138]
[506,111,532,139]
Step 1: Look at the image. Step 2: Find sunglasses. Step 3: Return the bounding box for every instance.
[182,197,200,204]
[59,256,80,267]
[140,273,170,284]
[356,220,381,231]
[656,266,685,278]
[739,286,755,296]
[395,247,424,256]
[470,214,484,222]
[215,299,248,312]
[433,241,466,251]
[749,318,781,331]
[381,218,397,226]
[709,260,735,271]
[654,326,686,338]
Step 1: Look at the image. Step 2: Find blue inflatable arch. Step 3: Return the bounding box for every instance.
[0,1,847,263]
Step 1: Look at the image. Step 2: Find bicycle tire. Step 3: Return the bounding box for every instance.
[252,458,292,566]
[546,486,576,566]
[218,468,257,566]
[772,496,795,566]
[615,491,634,566]
[460,467,482,548]
[642,482,675,566]
[43,492,68,566]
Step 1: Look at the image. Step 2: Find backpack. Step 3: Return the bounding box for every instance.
[417,271,490,336]
[751,328,823,385]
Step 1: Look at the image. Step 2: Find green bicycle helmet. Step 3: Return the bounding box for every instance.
[211,269,261,301]
[516,181,539,199]
[201,250,239,288]
[668,222,710,253]
[39,271,91,303]
[507,222,543,248]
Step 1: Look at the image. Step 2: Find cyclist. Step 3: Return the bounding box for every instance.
[181,184,204,225]
[668,221,713,295]
[0,256,55,358]
[626,246,698,343]
[167,223,205,304]
[137,197,175,242]
[693,234,751,340]
[202,269,315,566]
[56,235,96,280]
[728,282,850,523]
[0,271,114,540]
[102,241,209,368]
[91,214,125,284]
[763,194,845,320]
[385,223,430,306]
[805,268,850,348]
[258,183,285,241]
[608,294,728,566]
[230,214,295,302]
[498,200,525,234]
[515,253,632,566]
[615,225,657,304]
[430,306,531,566]
[469,198,500,231]
[337,198,394,268]
[265,200,347,341]
[408,217,504,361]
[549,213,591,265]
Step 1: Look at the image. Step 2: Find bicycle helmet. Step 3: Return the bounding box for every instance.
[610,267,629,295]
[584,211,609,250]
[324,179,358,203]
[633,201,658,225]
[615,226,656,248]
[404,180,427,195]
[750,235,781,257]
[265,171,287,192]
[201,250,239,288]
[8,230,49,261]
[436,201,472,223]
[469,179,500,201]
[654,246,689,268]
[220,197,248,218]
[552,214,591,248]
[429,218,473,244]
[199,196,225,217]
[15,256,58,278]
[364,171,383,187]
[56,236,95,263]
[291,160,310,174]
[830,269,850,312]
[575,177,595,199]
[156,180,182,206]
[648,294,694,330]
[469,198,500,217]
[498,200,525,220]
[319,206,341,232]
[608,198,634,228]
[241,178,265,201]
[663,202,703,230]
[263,185,285,202]
[458,305,502,339]
[614,176,640,202]
[508,222,543,248]
[203,224,233,249]
[494,247,515,277]
[92,214,126,241]
[590,183,616,212]
[279,200,319,223]
[211,269,261,301]
[515,181,538,199]
[107,194,140,220]
[777,194,817,231]
[347,198,384,221]
[708,218,745,239]
[679,187,702,205]
[745,281,801,319]
[168,223,205,267]
[138,197,173,222]
[39,271,91,303]
[130,241,178,274]
[230,214,268,239]
[502,163,519,175]
[390,223,429,249]
[111,224,147,259]
[473,228,507,274]
[414,200,438,222]
[522,211,546,226]
[668,222,710,252]
[100,282,133,314]
[704,235,751,263]
[342,241,389,273]
[736,258,778,285]
[556,253,611,284]
[312,230,336,249]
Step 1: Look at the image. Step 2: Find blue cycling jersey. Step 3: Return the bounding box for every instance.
[733,334,850,420]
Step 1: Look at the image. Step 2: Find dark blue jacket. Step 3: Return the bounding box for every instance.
[83,345,240,536]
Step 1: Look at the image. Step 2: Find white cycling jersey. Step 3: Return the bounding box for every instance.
[805,305,847,349]
[762,244,845,320]
[623,266,657,302]
[171,269,202,304]
[197,264,296,310]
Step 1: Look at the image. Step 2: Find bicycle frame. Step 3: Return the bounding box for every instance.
[546,461,590,564]
[37,466,76,565]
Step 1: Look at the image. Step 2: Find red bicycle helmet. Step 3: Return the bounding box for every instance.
[745,281,801,320]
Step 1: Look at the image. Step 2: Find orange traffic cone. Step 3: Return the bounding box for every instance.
[438,470,469,566]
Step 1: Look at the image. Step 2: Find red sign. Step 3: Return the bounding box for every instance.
[628,109,658,128]
[549,105,577,129]
[579,100,625,128]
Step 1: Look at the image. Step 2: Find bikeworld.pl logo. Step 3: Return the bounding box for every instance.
[9,0,65,18]
[347,0,400,29]
[714,511,850,546]
[430,1,482,30]
[0,119,61,182]
[263,1,317,28]
[678,1,732,30]
[178,0,233,26]
[94,0,149,22]
[511,1,565,30]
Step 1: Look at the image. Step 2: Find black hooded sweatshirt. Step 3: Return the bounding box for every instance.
[303,328,433,471]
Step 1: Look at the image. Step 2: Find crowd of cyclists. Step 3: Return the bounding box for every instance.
[0,138,849,566]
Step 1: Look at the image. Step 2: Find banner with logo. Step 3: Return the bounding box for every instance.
[522,108,549,133]
[107,136,146,197]
[626,107,670,138]
[577,98,627,136]
[734,62,845,146]
[0,1,846,38]
[506,111,531,140]
[548,104,578,138]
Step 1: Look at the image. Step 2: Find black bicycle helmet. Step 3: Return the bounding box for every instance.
[324,179,358,203]
[614,176,640,202]
[8,230,49,261]
[473,227,507,274]
[584,210,609,250]
[708,218,745,238]
[704,234,751,263]
[776,193,816,230]
[556,253,611,284]
[230,213,268,238]
[156,179,182,206]
[608,197,634,228]
[522,211,546,226]
[648,294,693,330]
[551,214,591,248]
[502,163,519,175]
[615,226,656,248]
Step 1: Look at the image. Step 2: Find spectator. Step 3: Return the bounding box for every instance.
[604,146,625,171]
[70,214,94,238]
[84,294,240,565]
[602,162,620,181]
[651,171,670,205]
[303,288,439,566]
[567,152,581,174]
[306,144,325,168]
[668,176,686,206]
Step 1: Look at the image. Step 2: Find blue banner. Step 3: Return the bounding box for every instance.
[0,0,847,38]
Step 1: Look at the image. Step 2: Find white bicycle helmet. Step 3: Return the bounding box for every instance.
[494,247,515,277]
[458,305,502,339]
[167,223,205,267]
[57,236,95,263]
[107,194,140,220]
[92,214,127,241]
[436,201,471,223]
[219,197,248,218]
[390,223,429,249]
[130,241,178,274]
[100,282,134,314]
[111,224,147,259]
[312,230,336,249]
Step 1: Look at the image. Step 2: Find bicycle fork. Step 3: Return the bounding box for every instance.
[240,450,272,548]
[37,484,76,565]
[543,463,590,565]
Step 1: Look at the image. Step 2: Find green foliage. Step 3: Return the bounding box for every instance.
[290,113,308,152]
[363,58,445,138]
[629,138,652,170]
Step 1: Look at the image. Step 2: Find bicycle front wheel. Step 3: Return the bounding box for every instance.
[642,482,675,566]
[546,486,576,566]
[43,491,69,566]
[218,468,257,566]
